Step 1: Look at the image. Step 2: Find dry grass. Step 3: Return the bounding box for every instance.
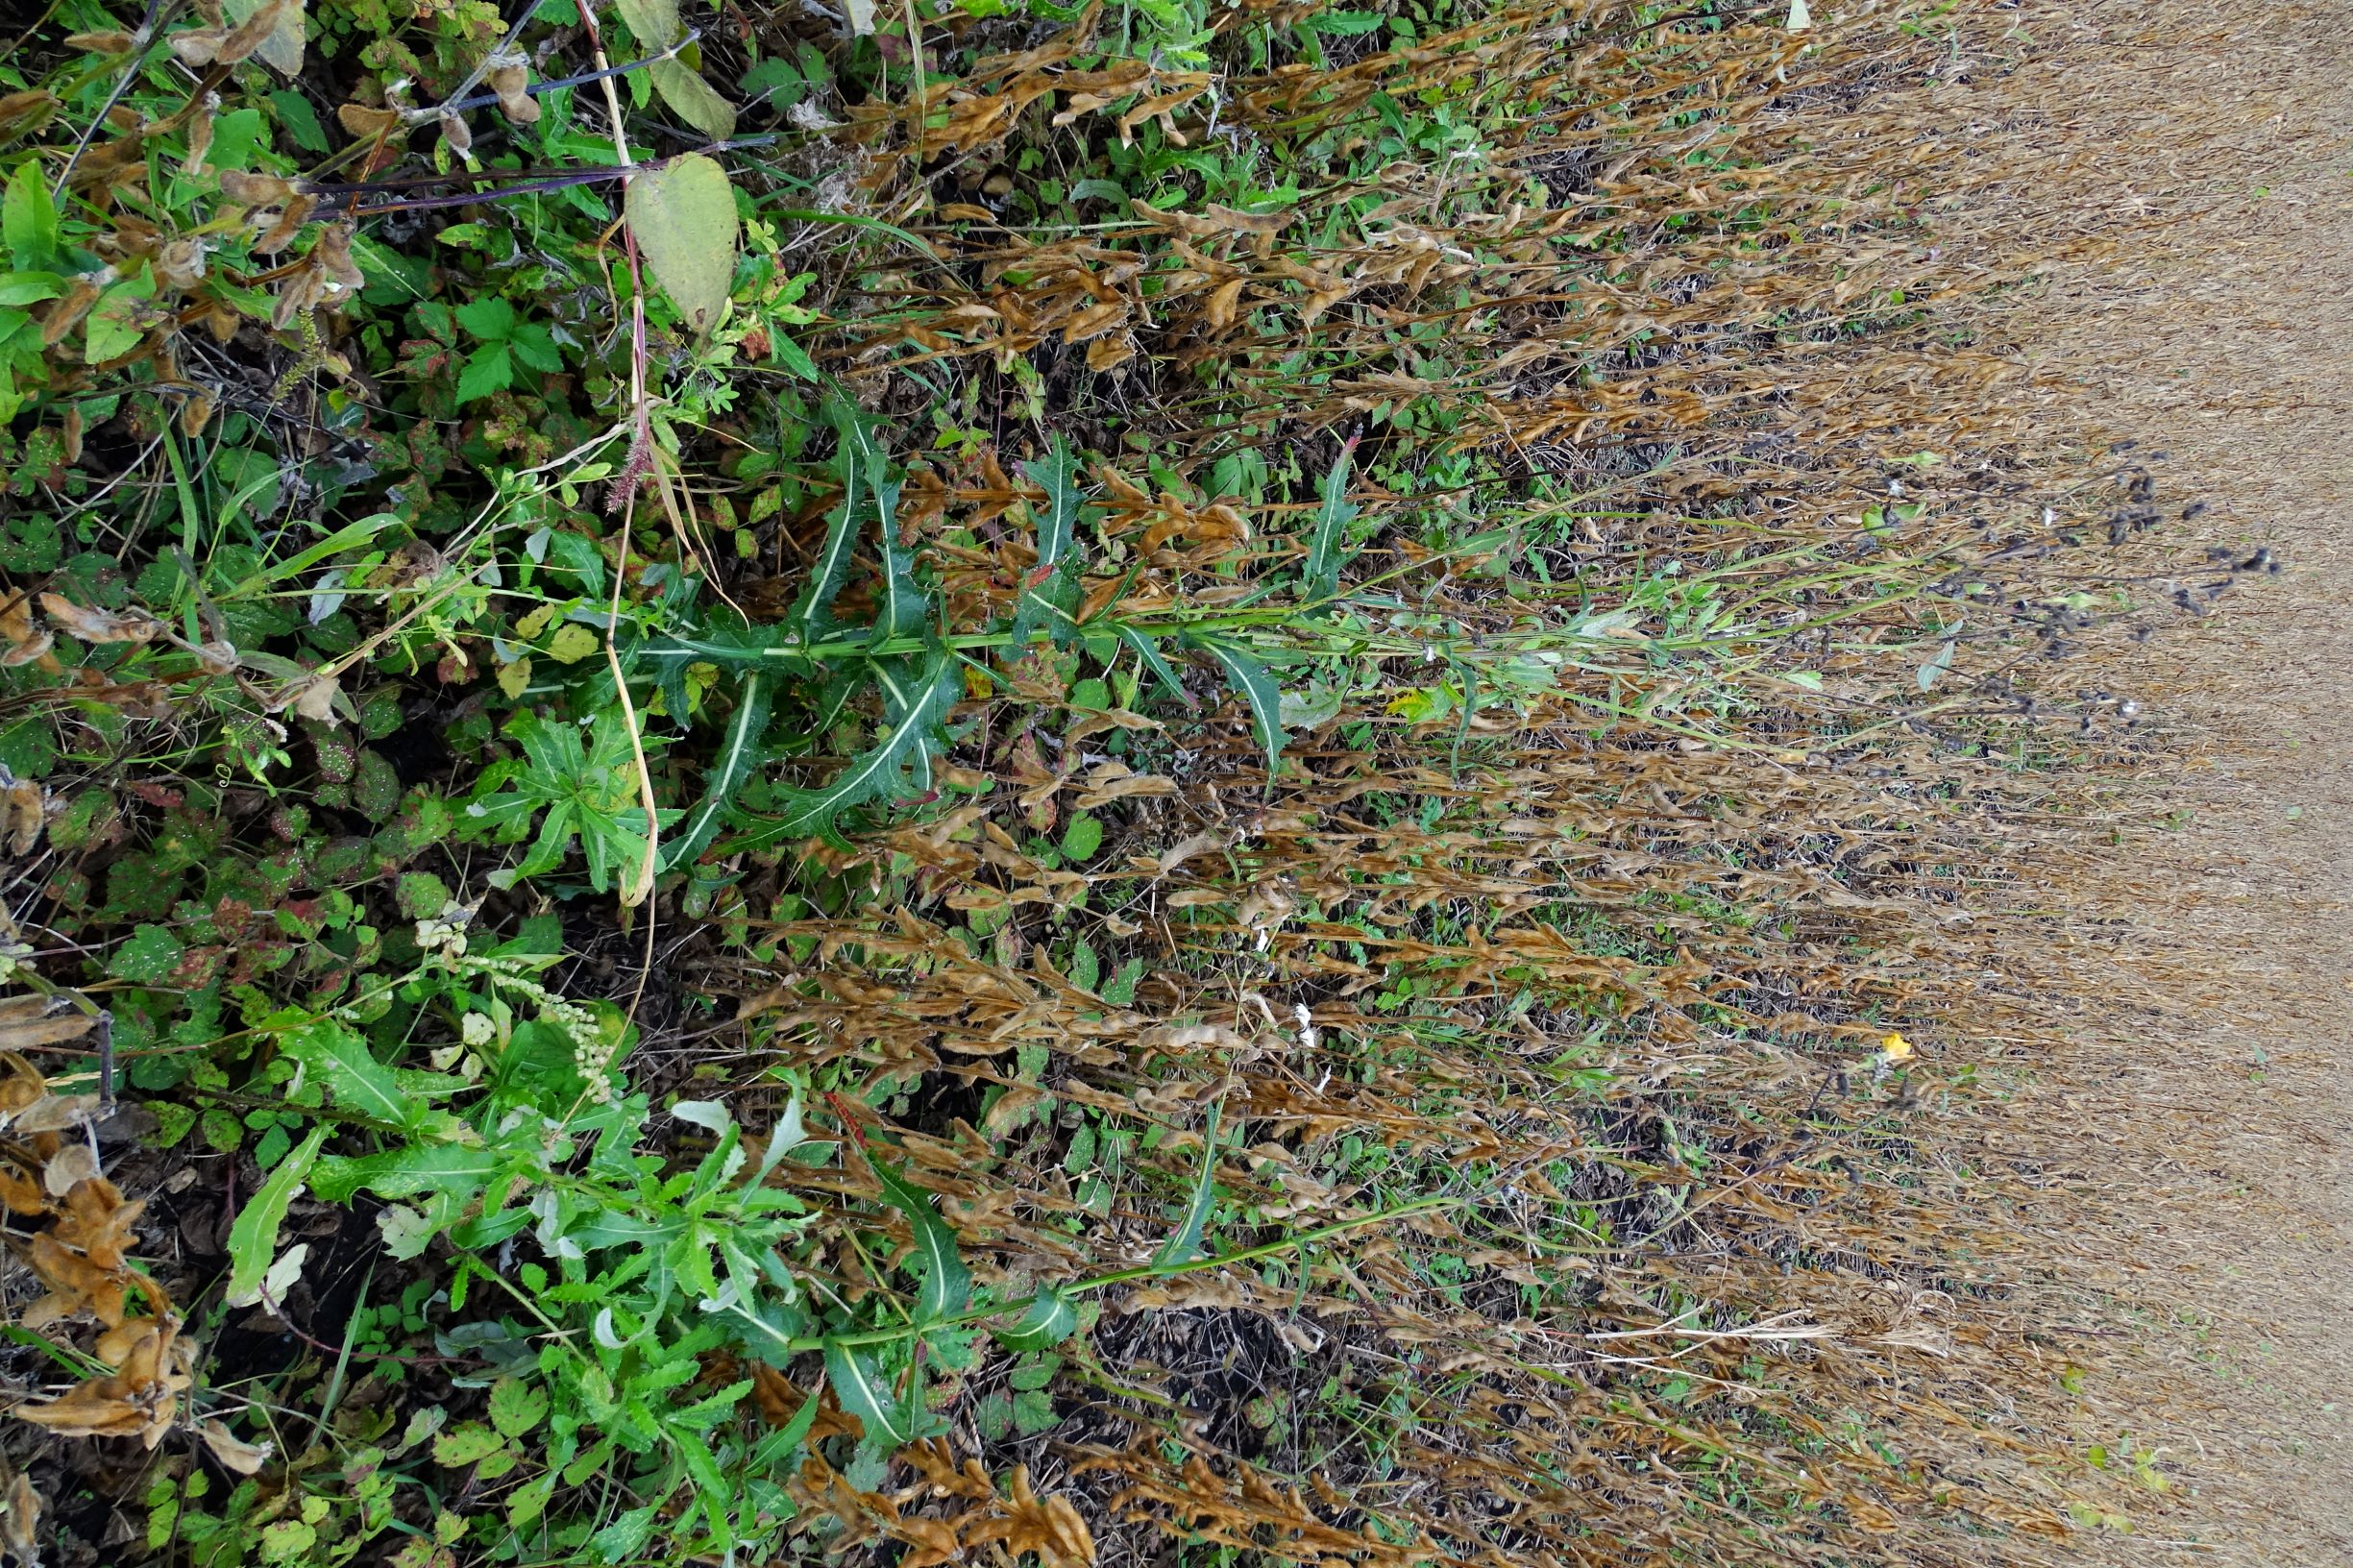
[676,2,2297,1563]
[0,0,2313,1561]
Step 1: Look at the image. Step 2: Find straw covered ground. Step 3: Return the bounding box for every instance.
[0,0,2346,1563]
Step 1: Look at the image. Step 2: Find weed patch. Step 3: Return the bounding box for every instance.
[0,0,2229,1563]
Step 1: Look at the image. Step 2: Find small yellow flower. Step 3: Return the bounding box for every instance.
[1880,1032,1914,1064]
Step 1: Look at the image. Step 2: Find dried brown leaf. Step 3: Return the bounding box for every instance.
[42,1144,100,1198]
[200,1419,274,1474]
[12,1094,103,1135]
[39,595,159,646]
[0,1470,38,1563]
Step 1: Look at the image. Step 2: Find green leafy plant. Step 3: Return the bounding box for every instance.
[453,297,565,406]
[463,708,675,894]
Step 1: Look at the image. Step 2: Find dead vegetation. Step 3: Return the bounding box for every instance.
[0,0,2298,1563]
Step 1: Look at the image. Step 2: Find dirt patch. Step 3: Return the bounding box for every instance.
[1980,3,2353,1559]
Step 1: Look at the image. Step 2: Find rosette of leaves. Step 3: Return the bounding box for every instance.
[644,391,962,867]
[643,395,1335,870]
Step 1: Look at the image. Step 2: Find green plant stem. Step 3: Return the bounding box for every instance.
[792,1194,1462,1354]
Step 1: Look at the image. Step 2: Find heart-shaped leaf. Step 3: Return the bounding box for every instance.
[625,155,739,333]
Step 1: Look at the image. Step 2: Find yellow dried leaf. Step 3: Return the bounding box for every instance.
[0,1470,39,1563]
[42,1143,101,1198]
[488,61,541,124]
[40,594,159,646]
[12,1093,103,1135]
[290,673,342,723]
[217,0,306,73]
[4,778,46,856]
[337,103,403,139]
[0,1002,88,1054]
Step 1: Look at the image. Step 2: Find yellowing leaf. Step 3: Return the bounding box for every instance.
[497,656,533,698]
[613,0,681,47]
[625,156,739,333]
[290,672,341,723]
[650,60,737,141]
[202,1419,274,1474]
[546,624,600,664]
[42,1142,99,1197]
[260,1241,310,1305]
[1880,1032,1914,1064]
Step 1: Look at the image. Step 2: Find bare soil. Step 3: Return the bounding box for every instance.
[1991,2,2353,1559]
